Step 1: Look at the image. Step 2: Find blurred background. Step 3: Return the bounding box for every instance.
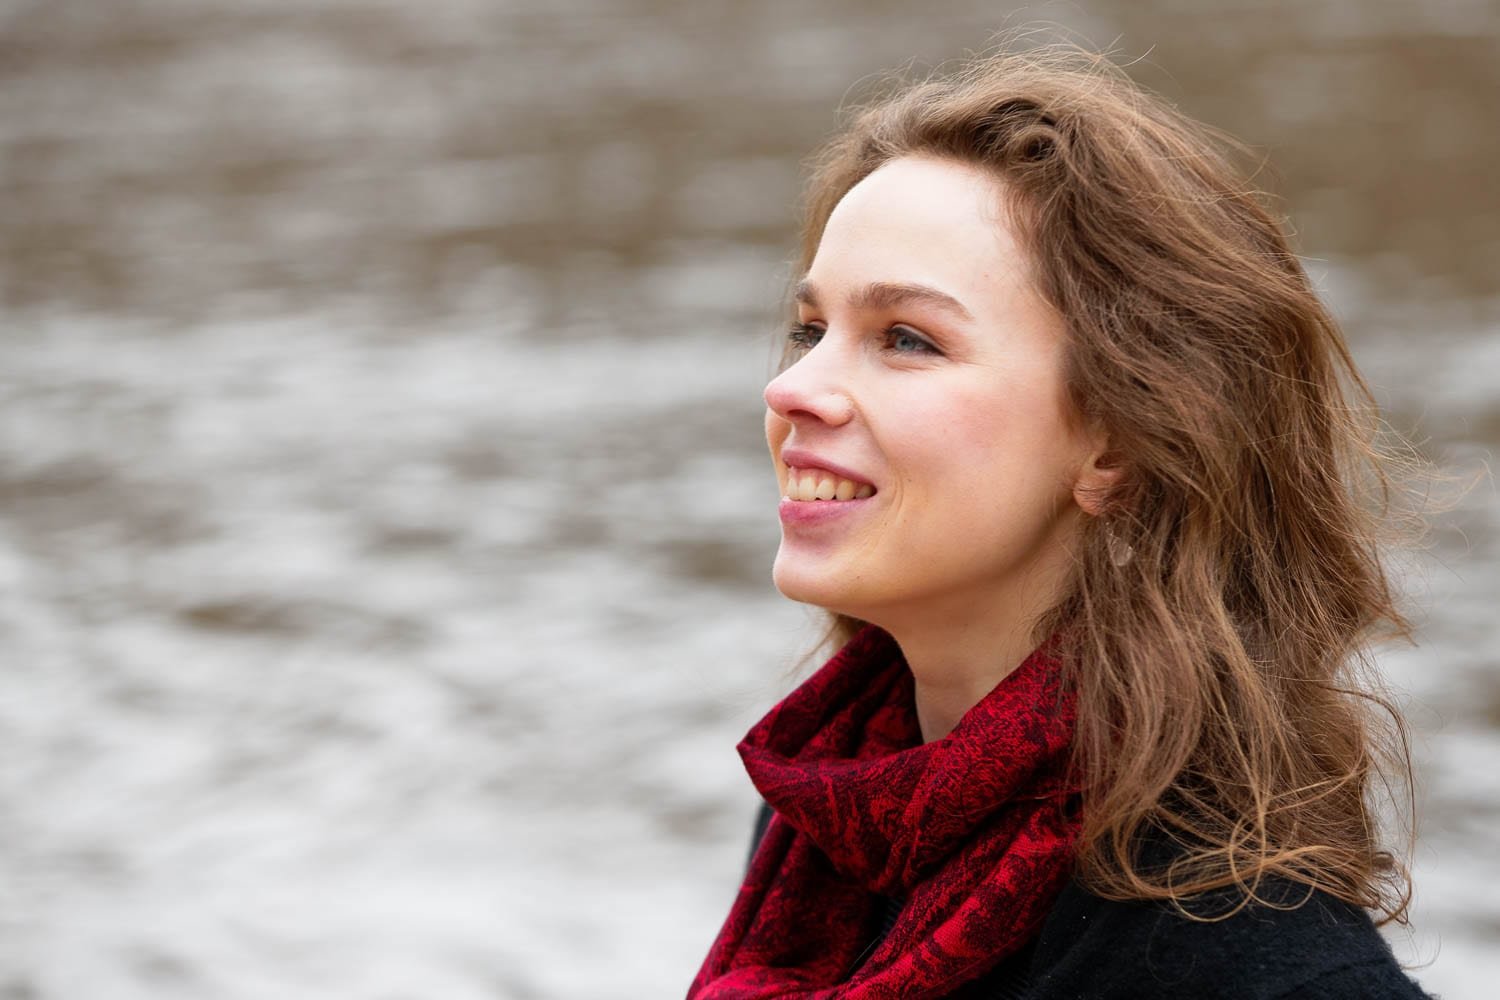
[1,0,1496,997]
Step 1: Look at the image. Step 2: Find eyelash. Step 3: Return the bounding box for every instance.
[786,323,940,356]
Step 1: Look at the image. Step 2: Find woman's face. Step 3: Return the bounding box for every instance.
[764,155,1105,628]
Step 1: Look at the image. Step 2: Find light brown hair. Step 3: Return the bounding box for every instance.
[791,42,1418,922]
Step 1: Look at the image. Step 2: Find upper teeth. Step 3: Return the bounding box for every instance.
[784,466,875,502]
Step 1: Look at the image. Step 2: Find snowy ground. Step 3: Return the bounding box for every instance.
[0,305,1495,999]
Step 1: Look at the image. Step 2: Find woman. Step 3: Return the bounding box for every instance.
[688,45,1432,999]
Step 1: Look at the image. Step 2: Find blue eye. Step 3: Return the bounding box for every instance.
[787,323,824,353]
[887,326,937,354]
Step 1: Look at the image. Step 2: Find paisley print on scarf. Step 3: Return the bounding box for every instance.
[690,626,1080,1000]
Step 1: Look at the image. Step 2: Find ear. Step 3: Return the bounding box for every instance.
[1073,443,1127,518]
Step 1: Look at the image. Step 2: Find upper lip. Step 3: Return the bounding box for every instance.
[779,448,876,488]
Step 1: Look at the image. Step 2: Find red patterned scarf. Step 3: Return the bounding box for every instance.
[689,626,1080,1000]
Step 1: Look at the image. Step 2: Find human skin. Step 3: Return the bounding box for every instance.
[764,155,1119,741]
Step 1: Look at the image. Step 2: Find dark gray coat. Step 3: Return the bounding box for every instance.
[747,803,1434,999]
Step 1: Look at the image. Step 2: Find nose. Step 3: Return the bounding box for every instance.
[764,346,855,427]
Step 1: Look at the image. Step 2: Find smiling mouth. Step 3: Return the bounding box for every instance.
[783,466,876,502]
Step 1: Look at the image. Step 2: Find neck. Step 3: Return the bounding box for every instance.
[896,617,1041,742]
[873,538,1078,743]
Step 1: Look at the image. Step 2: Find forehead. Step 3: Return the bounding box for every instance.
[810,156,1032,300]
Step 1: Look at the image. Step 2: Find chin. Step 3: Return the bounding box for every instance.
[771,554,871,618]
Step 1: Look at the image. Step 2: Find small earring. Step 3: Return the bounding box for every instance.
[1104,521,1135,568]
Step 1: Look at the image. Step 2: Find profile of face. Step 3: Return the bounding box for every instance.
[764,156,1114,632]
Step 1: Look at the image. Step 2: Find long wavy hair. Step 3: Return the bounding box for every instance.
[790,43,1419,923]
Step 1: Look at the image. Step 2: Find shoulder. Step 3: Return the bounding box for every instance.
[1020,877,1433,999]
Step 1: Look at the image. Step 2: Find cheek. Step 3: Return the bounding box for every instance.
[900,387,1015,479]
[895,382,1077,508]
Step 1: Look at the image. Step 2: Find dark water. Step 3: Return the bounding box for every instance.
[1,1,1497,996]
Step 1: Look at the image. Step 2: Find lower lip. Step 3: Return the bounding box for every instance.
[778,496,875,528]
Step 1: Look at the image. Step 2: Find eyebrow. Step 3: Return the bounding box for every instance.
[794,279,975,323]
